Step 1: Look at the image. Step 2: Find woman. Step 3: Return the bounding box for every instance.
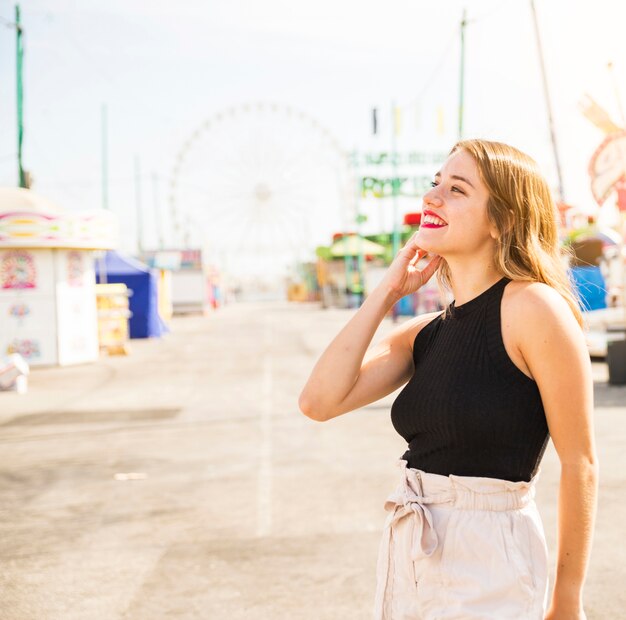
[298,139,598,619]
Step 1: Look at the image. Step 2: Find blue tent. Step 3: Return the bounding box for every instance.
[95,251,166,338]
[569,266,607,312]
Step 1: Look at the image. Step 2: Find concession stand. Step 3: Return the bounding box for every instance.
[0,187,117,366]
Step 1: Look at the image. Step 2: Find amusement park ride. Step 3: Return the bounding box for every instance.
[167,102,352,298]
[580,91,626,382]
[582,94,626,215]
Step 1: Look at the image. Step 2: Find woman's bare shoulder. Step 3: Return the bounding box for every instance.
[503,280,579,337]
[503,280,569,312]
[401,310,444,351]
[501,281,582,380]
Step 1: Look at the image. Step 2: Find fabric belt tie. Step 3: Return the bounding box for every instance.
[374,465,447,619]
[383,487,439,560]
[373,460,539,619]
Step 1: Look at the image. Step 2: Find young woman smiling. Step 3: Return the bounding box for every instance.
[299,139,598,620]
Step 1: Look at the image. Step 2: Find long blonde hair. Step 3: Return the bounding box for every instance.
[436,139,584,327]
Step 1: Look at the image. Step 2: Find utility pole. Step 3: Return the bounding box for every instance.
[391,101,400,257]
[391,101,400,322]
[101,104,109,209]
[530,0,565,202]
[459,8,467,141]
[152,172,164,249]
[14,4,26,188]
[98,103,109,284]
[134,155,143,254]
[183,216,191,249]
[353,152,365,302]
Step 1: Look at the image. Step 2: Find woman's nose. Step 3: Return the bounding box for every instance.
[423,188,443,208]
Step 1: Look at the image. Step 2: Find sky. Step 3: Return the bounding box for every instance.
[0,0,625,277]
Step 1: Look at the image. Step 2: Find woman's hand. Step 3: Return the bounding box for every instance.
[378,233,442,302]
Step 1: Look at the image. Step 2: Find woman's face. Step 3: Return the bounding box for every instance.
[416,149,498,257]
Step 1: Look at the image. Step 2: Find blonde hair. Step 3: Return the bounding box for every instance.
[436,139,584,327]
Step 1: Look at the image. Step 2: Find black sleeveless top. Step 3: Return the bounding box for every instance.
[390,277,549,482]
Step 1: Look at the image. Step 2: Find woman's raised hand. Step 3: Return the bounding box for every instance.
[379,233,442,302]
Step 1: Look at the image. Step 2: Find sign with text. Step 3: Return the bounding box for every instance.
[361,176,433,198]
[350,151,447,167]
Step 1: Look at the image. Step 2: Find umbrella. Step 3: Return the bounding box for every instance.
[330,235,386,257]
[593,228,623,246]
[568,226,623,247]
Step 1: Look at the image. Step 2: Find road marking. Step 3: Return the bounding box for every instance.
[257,314,273,537]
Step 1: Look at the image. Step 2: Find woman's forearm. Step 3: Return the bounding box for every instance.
[298,284,397,417]
[550,460,599,609]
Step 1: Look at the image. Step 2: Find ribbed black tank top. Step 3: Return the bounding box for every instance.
[390,276,549,482]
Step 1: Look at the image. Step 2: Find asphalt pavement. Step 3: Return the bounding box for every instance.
[0,301,624,619]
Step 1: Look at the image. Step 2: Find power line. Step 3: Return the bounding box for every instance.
[466,1,513,25]
[396,3,515,114]
[398,28,458,112]
[0,15,17,28]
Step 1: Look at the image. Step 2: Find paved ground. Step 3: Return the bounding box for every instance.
[0,301,624,620]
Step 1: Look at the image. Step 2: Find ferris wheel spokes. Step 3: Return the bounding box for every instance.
[169,102,349,280]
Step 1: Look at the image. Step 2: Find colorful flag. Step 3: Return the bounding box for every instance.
[578,94,622,134]
[414,102,421,132]
[394,106,402,136]
[437,106,445,135]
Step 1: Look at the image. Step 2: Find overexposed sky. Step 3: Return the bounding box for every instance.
[0,0,625,263]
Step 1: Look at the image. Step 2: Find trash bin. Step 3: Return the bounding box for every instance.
[607,329,626,385]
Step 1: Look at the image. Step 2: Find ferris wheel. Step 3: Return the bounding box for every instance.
[168,102,352,287]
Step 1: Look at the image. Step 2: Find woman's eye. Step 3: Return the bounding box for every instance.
[430,181,464,194]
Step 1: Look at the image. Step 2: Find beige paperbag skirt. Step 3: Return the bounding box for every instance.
[374,459,549,619]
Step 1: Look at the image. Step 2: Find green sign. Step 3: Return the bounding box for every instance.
[361,176,433,198]
[350,151,447,167]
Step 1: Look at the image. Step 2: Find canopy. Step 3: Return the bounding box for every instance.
[570,266,607,311]
[330,235,386,257]
[0,187,117,249]
[101,250,152,275]
[568,226,623,247]
[96,251,166,338]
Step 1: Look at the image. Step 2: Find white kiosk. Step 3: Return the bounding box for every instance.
[0,188,117,366]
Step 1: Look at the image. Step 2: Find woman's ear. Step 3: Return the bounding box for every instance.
[489,209,514,241]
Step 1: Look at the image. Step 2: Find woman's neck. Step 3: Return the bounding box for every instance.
[445,258,503,306]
